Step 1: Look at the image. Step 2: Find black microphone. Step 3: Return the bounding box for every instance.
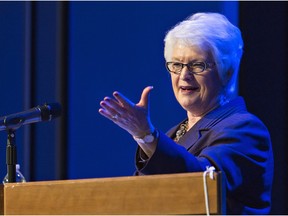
[0,103,62,132]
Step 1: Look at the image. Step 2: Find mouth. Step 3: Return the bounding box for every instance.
[179,85,199,93]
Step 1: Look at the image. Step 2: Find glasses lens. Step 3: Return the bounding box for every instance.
[189,62,206,73]
[168,62,183,73]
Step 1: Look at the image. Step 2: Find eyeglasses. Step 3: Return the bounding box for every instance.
[166,61,215,75]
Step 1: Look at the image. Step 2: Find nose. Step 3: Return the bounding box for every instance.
[180,66,194,80]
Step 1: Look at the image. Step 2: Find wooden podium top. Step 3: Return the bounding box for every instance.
[0,172,225,215]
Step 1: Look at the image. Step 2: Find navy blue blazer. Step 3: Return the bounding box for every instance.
[135,97,274,215]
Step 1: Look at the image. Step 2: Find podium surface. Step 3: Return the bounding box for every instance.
[0,172,225,215]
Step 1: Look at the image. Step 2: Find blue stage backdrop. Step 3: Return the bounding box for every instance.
[0,2,25,183]
[0,0,238,180]
[68,1,238,179]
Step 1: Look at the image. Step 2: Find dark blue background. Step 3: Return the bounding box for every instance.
[68,1,238,179]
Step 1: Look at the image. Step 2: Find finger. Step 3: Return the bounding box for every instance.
[98,107,113,120]
[99,103,121,121]
[99,99,119,117]
[113,91,135,109]
[137,86,154,108]
[102,97,122,109]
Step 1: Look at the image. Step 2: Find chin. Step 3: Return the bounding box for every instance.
[179,101,196,111]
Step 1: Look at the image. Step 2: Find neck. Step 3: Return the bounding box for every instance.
[186,115,201,129]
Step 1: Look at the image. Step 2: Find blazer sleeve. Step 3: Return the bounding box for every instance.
[135,130,211,175]
[199,115,273,214]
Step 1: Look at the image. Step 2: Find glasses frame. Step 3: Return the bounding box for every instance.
[165,61,215,75]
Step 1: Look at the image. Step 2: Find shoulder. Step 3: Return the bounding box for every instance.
[205,96,269,132]
[218,111,269,131]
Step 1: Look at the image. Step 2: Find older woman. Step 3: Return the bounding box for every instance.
[99,12,273,214]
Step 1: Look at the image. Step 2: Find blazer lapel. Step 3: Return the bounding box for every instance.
[177,125,201,149]
[166,120,204,150]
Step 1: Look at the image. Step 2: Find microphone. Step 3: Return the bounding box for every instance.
[0,103,62,132]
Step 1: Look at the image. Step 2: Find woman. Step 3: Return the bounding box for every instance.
[99,12,273,214]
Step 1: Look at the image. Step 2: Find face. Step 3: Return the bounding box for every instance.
[169,44,223,116]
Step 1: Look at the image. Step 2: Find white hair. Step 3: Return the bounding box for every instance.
[164,12,244,100]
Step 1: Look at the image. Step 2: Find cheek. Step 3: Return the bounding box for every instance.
[170,76,180,97]
[204,75,223,95]
[171,75,177,88]
[196,73,222,95]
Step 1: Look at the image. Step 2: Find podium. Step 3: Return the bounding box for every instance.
[0,172,225,215]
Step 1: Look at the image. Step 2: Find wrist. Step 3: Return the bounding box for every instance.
[133,128,158,144]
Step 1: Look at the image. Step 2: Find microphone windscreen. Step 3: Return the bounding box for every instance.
[39,103,62,121]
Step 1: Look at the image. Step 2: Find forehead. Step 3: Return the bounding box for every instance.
[171,43,210,61]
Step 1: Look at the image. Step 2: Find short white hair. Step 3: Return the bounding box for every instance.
[164,12,244,100]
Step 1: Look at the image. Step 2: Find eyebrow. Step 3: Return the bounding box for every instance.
[171,57,182,61]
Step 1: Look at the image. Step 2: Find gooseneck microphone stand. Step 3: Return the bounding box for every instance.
[6,129,17,183]
[1,102,62,183]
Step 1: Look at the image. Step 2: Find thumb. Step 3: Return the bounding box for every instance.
[137,86,154,108]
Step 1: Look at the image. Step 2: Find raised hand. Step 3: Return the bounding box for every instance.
[99,86,155,137]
